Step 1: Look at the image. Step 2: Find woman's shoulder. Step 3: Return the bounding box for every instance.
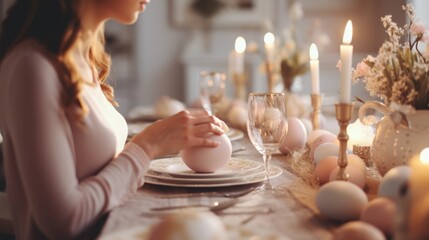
[0,39,64,100]
[2,39,57,71]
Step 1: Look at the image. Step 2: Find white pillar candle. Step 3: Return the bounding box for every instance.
[264,32,275,63]
[228,36,246,75]
[340,20,353,103]
[309,43,320,94]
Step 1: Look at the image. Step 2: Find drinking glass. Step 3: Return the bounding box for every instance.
[247,92,288,192]
[199,71,226,116]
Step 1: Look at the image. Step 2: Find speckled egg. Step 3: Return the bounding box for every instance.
[315,156,339,185]
[307,129,335,147]
[378,166,411,201]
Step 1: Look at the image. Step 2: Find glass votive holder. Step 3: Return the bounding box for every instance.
[353,145,371,167]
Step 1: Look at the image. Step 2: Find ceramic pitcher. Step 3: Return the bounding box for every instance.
[359,101,429,176]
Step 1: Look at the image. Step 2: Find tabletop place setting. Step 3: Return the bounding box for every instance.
[98,2,429,240]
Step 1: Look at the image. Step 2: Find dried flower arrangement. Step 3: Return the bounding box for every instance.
[352,4,429,110]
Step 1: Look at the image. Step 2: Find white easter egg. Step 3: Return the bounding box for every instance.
[279,117,307,153]
[148,211,228,240]
[181,134,232,173]
[316,181,368,222]
[310,134,339,160]
[378,165,411,201]
[314,143,340,164]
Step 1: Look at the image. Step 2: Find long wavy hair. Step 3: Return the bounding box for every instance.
[0,0,117,120]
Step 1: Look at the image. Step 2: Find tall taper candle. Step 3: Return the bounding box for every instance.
[309,43,320,94]
[340,20,353,103]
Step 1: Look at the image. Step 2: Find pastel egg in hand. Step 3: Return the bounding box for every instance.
[279,117,307,153]
[181,134,232,173]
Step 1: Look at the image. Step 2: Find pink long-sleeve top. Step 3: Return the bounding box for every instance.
[0,40,150,239]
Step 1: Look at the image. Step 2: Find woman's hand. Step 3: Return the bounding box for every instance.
[129,110,228,159]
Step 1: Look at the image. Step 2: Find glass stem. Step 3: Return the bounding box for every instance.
[263,154,273,190]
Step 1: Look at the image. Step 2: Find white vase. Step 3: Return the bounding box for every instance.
[359,101,429,176]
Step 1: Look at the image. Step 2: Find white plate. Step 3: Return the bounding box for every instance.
[226,128,244,141]
[145,165,282,188]
[149,157,262,178]
[147,165,264,184]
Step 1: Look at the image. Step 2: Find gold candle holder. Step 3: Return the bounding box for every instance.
[265,62,275,93]
[232,72,247,101]
[335,103,353,181]
[311,94,323,130]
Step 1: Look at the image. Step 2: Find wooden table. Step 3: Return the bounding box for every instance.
[97,136,336,240]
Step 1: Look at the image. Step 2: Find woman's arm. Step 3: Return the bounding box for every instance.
[6,50,149,239]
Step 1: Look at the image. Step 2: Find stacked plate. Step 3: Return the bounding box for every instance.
[145,157,282,188]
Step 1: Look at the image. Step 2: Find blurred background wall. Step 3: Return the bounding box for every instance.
[2,0,425,115]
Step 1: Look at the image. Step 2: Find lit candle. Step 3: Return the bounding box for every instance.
[228,36,246,74]
[340,20,353,103]
[264,32,275,63]
[346,119,375,149]
[409,148,429,238]
[309,43,320,94]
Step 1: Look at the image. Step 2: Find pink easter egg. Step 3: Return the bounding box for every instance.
[307,129,335,147]
[279,117,307,153]
[181,134,232,173]
[315,156,339,185]
[347,154,366,174]
[329,165,366,189]
[360,197,396,236]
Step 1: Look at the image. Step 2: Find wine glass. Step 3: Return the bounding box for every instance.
[199,71,226,116]
[247,92,288,192]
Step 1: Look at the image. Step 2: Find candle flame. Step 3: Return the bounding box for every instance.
[342,20,353,44]
[235,36,246,53]
[420,148,429,164]
[264,32,275,45]
[309,43,319,60]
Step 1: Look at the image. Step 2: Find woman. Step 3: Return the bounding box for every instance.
[0,0,226,239]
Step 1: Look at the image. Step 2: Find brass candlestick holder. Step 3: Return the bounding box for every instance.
[335,103,353,181]
[232,72,247,101]
[265,62,275,93]
[311,94,323,130]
